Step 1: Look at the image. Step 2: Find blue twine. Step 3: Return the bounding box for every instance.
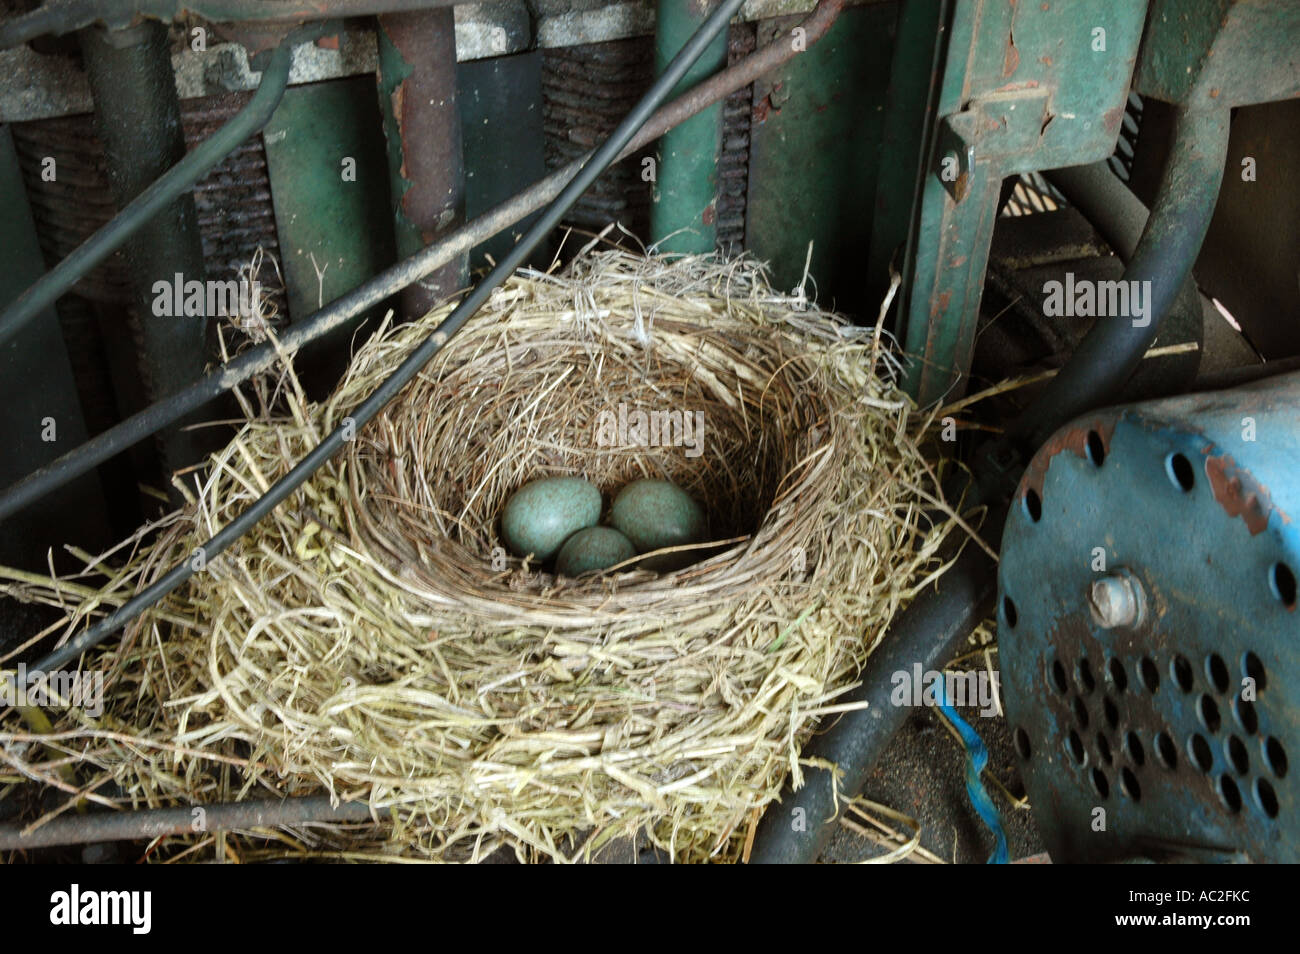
[933,683,1009,864]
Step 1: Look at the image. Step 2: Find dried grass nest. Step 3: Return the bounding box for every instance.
[1,250,965,862]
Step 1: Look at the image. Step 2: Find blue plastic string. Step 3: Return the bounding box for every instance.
[934,683,1009,864]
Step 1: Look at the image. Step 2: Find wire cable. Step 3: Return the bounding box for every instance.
[28,0,749,676]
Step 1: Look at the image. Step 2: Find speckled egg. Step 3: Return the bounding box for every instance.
[501,477,602,561]
[609,479,706,563]
[555,526,637,577]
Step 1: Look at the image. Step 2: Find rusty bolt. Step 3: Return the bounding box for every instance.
[1088,574,1143,629]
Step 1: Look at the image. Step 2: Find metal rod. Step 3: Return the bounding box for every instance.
[376,7,467,316]
[0,796,373,850]
[27,0,751,677]
[0,0,843,526]
[0,23,320,349]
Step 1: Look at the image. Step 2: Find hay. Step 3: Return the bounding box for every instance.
[0,250,964,862]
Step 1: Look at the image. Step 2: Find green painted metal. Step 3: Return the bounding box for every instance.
[744,2,899,315]
[864,0,950,311]
[899,0,1148,404]
[261,76,397,393]
[80,20,210,477]
[457,52,548,272]
[651,0,728,254]
[0,127,107,564]
[1134,0,1300,108]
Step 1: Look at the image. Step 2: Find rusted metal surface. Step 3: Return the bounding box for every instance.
[897,0,1149,405]
[1000,372,1300,861]
[80,19,209,478]
[376,8,466,316]
[11,91,282,310]
[0,0,458,48]
[9,116,131,304]
[716,23,754,257]
[1019,414,1117,501]
[542,36,656,239]
[1205,454,1288,537]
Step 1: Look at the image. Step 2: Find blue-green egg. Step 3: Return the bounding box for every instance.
[609,479,707,567]
[501,477,602,561]
[555,526,637,577]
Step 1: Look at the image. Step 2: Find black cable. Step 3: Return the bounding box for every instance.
[28,0,748,676]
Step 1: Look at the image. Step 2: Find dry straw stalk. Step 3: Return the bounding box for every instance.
[1,250,965,862]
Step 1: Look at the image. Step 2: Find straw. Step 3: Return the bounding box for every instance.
[1,250,964,863]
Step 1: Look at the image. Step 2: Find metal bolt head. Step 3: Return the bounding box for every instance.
[1089,574,1143,629]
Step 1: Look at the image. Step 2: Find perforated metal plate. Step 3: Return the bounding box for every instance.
[999,373,1300,862]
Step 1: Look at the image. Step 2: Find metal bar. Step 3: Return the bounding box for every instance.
[79,19,210,477]
[650,0,727,253]
[1011,106,1231,449]
[376,7,467,316]
[0,796,373,850]
[863,0,951,312]
[0,127,110,565]
[0,0,843,526]
[0,23,322,350]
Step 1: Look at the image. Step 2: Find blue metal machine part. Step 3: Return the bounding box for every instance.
[999,372,1299,862]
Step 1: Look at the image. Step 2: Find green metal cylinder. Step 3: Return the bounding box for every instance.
[650,0,727,254]
[79,20,209,479]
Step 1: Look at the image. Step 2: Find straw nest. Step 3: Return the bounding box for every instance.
[0,250,964,862]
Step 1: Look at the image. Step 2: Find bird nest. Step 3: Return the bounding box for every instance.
[0,250,963,862]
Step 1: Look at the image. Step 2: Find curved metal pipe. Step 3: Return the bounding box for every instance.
[1044,158,1205,383]
[1012,106,1231,449]
[748,508,1004,864]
